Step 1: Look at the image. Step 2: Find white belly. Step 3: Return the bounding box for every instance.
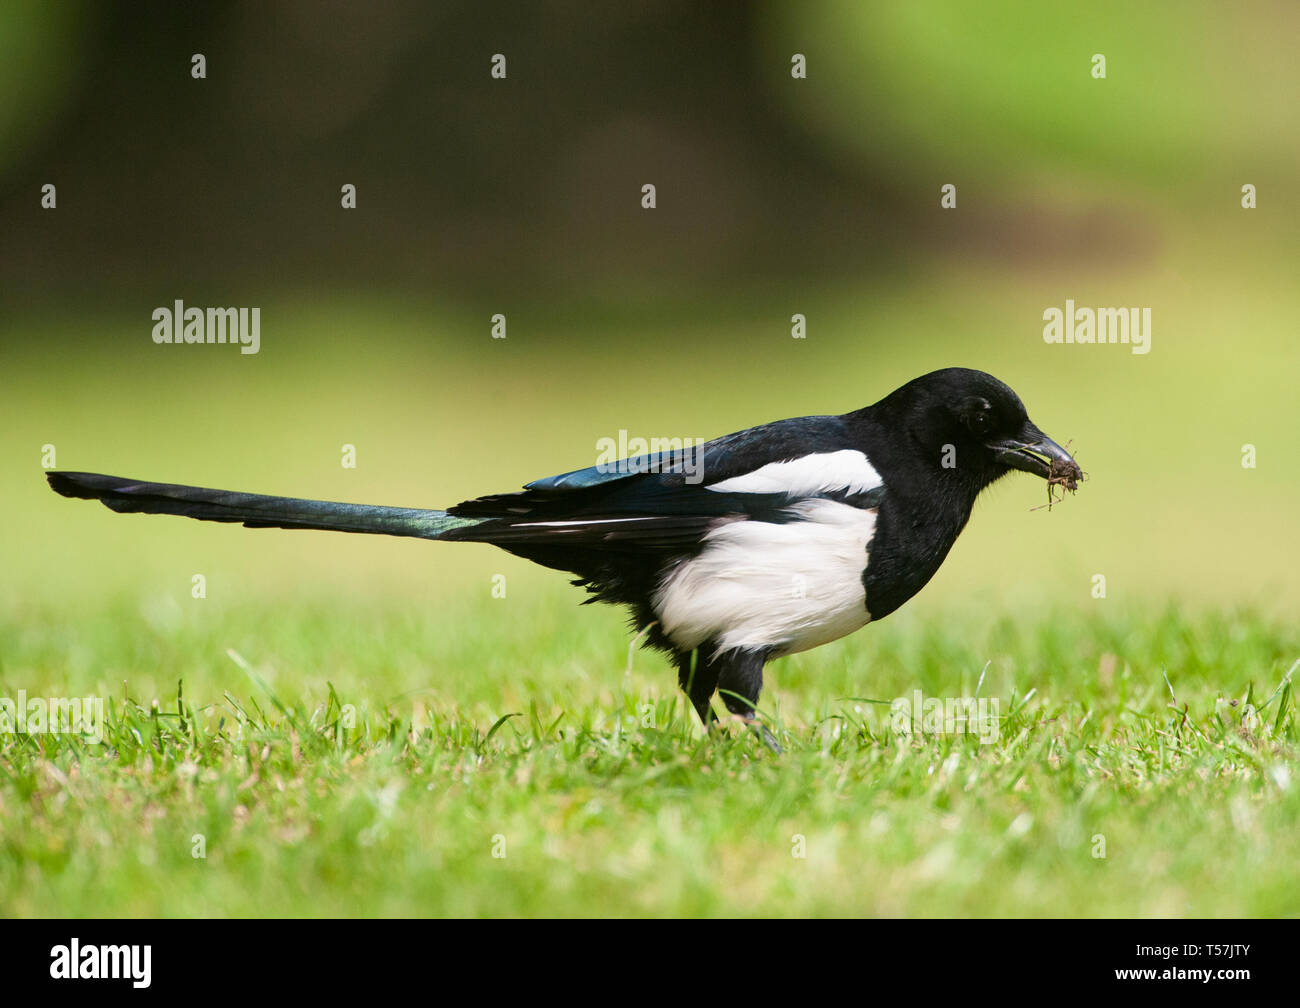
[652,499,876,656]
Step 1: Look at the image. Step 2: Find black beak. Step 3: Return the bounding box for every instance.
[988,425,1082,488]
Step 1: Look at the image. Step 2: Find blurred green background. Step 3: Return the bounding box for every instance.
[2,0,1297,642]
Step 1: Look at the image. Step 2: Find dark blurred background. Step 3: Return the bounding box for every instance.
[3,0,1297,614]
[3,1,924,305]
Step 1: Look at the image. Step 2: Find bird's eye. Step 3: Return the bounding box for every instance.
[960,398,994,435]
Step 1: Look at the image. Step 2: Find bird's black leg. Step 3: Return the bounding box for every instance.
[714,647,782,754]
[676,648,719,727]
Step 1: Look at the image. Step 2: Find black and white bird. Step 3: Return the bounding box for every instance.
[48,367,1081,740]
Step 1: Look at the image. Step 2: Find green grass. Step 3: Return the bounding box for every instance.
[1,592,1295,917]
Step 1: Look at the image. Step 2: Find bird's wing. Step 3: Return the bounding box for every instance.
[521,415,848,492]
[445,415,884,551]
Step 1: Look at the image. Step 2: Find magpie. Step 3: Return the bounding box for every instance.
[47,367,1081,740]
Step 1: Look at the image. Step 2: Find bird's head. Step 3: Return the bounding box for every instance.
[880,367,1083,493]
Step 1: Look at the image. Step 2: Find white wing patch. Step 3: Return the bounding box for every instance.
[705,449,883,498]
[652,499,875,656]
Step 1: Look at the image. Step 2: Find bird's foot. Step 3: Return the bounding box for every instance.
[714,712,782,754]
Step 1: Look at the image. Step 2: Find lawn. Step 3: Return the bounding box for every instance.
[1,591,1294,917]
[2,252,1295,918]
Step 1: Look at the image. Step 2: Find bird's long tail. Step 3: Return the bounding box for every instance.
[46,471,483,541]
